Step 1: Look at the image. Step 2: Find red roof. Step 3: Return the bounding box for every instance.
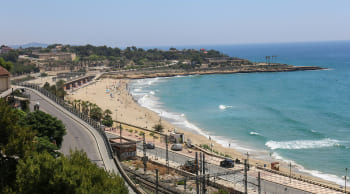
[0,66,10,76]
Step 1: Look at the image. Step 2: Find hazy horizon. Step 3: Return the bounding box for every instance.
[1,0,349,47]
[6,40,350,50]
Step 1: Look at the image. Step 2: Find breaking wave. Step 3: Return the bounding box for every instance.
[219,105,233,110]
[265,138,340,150]
[249,131,260,136]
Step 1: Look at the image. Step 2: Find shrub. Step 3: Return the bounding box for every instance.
[177,180,185,185]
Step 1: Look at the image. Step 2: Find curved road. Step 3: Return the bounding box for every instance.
[28,90,104,167]
[25,88,135,193]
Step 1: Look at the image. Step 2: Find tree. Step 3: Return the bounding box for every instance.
[0,99,36,191]
[19,111,66,148]
[0,57,13,71]
[34,136,60,157]
[153,124,164,133]
[90,106,102,121]
[81,101,88,114]
[104,109,112,116]
[55,80,66,99]
[16,150,128,194]
[102,109,113,127]
[43,82,50,91]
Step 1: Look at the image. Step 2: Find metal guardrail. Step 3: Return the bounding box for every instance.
[16,82,113,158]
[15,82,143,194]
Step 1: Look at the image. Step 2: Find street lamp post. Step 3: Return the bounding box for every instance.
[346,168,348,194]
[289,162,292,183]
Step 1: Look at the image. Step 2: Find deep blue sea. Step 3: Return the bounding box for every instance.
[130,41,350,185]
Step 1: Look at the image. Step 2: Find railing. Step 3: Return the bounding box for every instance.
[15,81,144,193]
[17,82,113,157]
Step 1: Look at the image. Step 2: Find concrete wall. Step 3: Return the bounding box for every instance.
[0,76,10,92]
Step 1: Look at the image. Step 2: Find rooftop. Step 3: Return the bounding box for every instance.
[0,66,10,76]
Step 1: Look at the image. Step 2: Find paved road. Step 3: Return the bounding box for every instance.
[25,89,136,193]
[28,90,104,167]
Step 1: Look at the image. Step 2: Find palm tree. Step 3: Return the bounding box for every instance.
[88,101,92,117]
[77,99,81,112]
[104,109,112,117]
[81,101,88,114]
[73,99,78,109]
[153,124,164,133]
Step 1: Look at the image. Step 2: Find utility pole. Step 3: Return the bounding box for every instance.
[155,169,159,194]
[258,171,261,194]
[202,153,206,194]
[199,152,202,177]
[199,152,202,193]
[244,159,248,194]
[346,167,348,194]
[165,135,169,174]
[289,162,292,183]
[246,152,250,171]
[143,133,147,174]
[195,152,199,194]
[119,124,122,143]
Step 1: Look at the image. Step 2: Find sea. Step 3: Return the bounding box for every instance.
[129,41,350,186]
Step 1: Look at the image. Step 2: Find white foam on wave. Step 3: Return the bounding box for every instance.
[131,78,346,186]
[250,131,260,136]
[214,136,256,152]
[130,78,207,136]
[271,153,345,186]
[219,105,233,110]
[266,138,340,150]
[130,79,260,153]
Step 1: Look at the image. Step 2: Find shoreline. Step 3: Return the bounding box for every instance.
[67,75,341,190]
[102,65,325,79]
[127,76,344,187]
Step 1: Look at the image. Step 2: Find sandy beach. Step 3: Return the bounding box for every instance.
[66,77,340,188]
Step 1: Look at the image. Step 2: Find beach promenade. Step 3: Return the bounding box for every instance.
[67,77,345,194]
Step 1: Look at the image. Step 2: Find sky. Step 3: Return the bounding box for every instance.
[1,0,349,47]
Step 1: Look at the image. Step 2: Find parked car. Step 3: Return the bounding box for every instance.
[145,143,155,149]
[220,159,235,168]
[171,143,183,151]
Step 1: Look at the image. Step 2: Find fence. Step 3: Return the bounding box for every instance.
[15,82,143,194]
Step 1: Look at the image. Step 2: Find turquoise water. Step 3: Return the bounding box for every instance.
[130,41,350,185]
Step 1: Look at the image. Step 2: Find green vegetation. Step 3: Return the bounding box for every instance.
[1,43,253,75]
[11,62,38,75]
[44,44,230,70]
[176,180,185,185]
[40,72,48,77]
[16,150,127,194]
[102,109,113,127]
[213,188,229,194]
[0,57,13,71]
[70,99,112,124]
[43,80,66,99]
[0,99,127,193]
[153,124,164,133]
[0,49,39,75]
[19,110,66,148]
[139,131,145,136]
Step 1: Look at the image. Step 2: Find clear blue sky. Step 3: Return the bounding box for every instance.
[1,0,349,47]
